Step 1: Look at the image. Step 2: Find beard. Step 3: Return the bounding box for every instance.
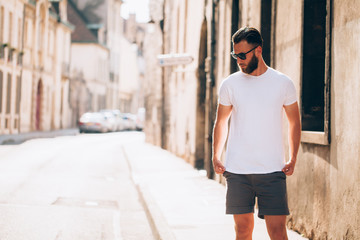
[239,53,258,74]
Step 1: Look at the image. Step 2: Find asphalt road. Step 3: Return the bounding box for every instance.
[0,132,154,240]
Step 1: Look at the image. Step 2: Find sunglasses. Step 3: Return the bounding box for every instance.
[230,45,258,60]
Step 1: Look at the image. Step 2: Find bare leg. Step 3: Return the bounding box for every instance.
[264,215,288,240]
[233,213,254,240]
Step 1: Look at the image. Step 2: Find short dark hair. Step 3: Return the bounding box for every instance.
[232,27,263,47]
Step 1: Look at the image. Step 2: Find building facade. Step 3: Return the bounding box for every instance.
[145,0,360,238]
[69,0,142,117]
[67,0,109,125]
[0,0,26,134]
[0,0,73,134]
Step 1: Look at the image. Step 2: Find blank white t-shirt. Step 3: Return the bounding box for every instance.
[218,67,297,174]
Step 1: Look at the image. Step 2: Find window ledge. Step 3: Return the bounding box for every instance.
[301,131,329,145]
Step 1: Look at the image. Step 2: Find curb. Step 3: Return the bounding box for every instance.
[136,184,176,240]
[0,128,79,145]
[122,145,175,240]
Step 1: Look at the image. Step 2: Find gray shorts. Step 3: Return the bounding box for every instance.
[223,171,289,219]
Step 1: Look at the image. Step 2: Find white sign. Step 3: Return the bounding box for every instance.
[157,54,194,66]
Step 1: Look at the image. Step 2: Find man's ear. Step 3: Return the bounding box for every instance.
[255,46,263,56]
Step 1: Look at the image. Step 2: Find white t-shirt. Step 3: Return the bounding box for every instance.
[218,67,297,174]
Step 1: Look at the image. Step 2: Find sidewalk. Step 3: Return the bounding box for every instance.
[123,137,308,240]
[0,128,79,145]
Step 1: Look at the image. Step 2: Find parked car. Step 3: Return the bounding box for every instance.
[121,113,137,130]
[100,109,123,131]
[111,109,125,131]
[78,112,112,133]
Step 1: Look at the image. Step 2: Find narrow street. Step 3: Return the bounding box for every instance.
[0,132,154,240]
[0,132,308,240]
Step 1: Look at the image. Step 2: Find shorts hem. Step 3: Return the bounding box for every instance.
[258,208,290,219]
[226,206,254,215]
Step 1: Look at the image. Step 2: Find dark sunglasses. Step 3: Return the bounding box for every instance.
[230,45,258,60]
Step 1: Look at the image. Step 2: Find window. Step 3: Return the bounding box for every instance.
[0,7,5,59]
[6,73,11,114]
[48,28,54,56]
[301,0,331,140]
[0,6,4,43]
[18,18,21,49]
[261,0,273,66]
[24,20,28,47]
[8,12,13,62]
[9,12,12,46]
[38,5,45,51]
[16,76,21,114]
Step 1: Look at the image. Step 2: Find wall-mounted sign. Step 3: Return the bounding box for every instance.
[157,54,194,66]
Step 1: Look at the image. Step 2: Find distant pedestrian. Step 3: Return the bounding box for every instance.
[212,27,301,240]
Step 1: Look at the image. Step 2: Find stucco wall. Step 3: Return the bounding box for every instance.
[329,0,360,238]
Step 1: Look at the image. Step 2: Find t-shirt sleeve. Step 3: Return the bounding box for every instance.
[284,79,297,106]
[218,81,232,106]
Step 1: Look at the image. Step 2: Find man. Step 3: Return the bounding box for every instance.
[212,27,301,240]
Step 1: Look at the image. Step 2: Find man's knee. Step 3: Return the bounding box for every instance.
[235,222,253,236]
[233,213,254,238]
[265,215,288,240]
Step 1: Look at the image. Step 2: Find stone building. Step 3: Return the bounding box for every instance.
[69,0,142,117]
[0,0,73,134]
[119,15,143,114]
[145,0,360,238]
[67,0,110,124]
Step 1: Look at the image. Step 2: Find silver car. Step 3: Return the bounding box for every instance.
[78,112,112,133]
[100,109,124,131]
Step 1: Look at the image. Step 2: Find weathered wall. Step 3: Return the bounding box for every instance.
[164,0,205,165]
[277,0,360,239]
[328,1,360,239]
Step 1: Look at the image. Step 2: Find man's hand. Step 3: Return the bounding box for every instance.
[213,159,226,174]
[282,159,296,176]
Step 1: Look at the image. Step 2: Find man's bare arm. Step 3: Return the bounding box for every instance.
[212,104,232,174]
[282,102,301,176]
